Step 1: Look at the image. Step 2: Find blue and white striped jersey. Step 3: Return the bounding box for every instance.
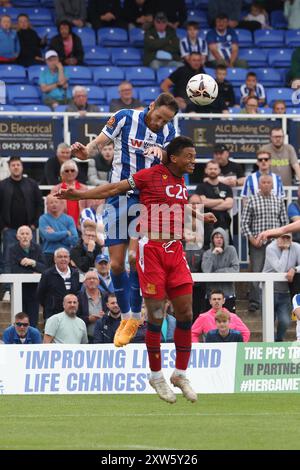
[101,107,176,183]
[240,83,266,102]
[241,171,284,198]
[180,36,208,58]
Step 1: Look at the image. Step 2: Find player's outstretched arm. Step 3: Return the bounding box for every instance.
[54,180,131,201]
[257,220,300,243]
[71,133,112,161]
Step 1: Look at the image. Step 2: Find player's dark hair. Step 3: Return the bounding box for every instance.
[209,289,225,298]
[154,93,179,115]
[8,156,22,165]
[166,136,194,162]
[246,72,257,79]
[15,312,29,321]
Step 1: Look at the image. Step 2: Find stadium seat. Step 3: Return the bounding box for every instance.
[270,10,288,29]
[235,29,253,47]
[85,86,106,105]
[204,67,215,77]
[156,66,177,84]
[286,107,300,115]
[0,105,18,112]
[258,107,273,114]
[7,85,40,105]
[0,7,20,21]
[125,66,156,86]
[106,85,138,104]
[138,86,160,104]
[28,65,47,85]
[268,49,294,67]
[255,68,282,87]
[238,49,268,67]
[254,30,285,47]
[187,10,208,27]
[285,30,300,47]
[98,105,110,112]
[176,28,187,40]
[13,0,41,5]
[18,104,52,112]
[97,28,129,47]
[35,26,57,43]
[0,65,26,84]
[73,27,96,48]
[129,27,145,47]
[64,66,93,85]
[23,8,53,26]
[226,68,247,86]
[53,105,67,112]
[84,47,111,66]
[267,88,294,107]
[93,66,125,86]
[111,48,142,66]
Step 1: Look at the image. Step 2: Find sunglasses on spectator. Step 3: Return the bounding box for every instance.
[64,169,75,173]
[15,322,29,327]
[257,158,270,162]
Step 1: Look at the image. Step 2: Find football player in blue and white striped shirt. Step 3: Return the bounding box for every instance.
[180,21,208,64]
[70,93,178,346]
[242,150,284,201]
[240,72,266,107]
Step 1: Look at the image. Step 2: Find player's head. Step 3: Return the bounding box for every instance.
[146,93,178,133]
[166,136,196,174]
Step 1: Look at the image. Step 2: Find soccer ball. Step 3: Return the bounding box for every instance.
[186,73,218,106]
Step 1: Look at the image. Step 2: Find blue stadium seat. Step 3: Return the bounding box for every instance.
[204,67,215,77]
[187,10,208,27]
[286,107,300,115]
[227,107,242,114]
[138,86,160,105]
[267,88,294,107]
[0,65,26,84]
[23,8,53,26]
[84,47,111,66]
[85,86,106,105]
[111,48,142,66]
[7,85,40,105]
[255,68,282,87]
[129,28,145,47]
[254,30,285,47]
[156,67,176,84]
[268,49,293,67]
[0,105,18,112]
[28,65,47,85]
[98,105,110,112]
[285,30,300,47]
[73,27,96,48]
[97,28,129,47]
[64,66,93,85]
[239,49,267,66]
[106,85,138,104]
[176,28,187,40]
[125,66,156,86]
[270,10,288,29]
[258,107,273,114]
[233,87,241,102]
[35,26,57,43]
[18,104,52,112]
[0,7,20,21]
[226,68,247,86]
[53,105,67,112]
[13,0,41,5]
[93,66,125,86]
[235,29,253,47]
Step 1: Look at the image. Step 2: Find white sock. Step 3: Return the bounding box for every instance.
[121,311,131,320]
[131,311,141,320]
[173,368,186,377]
[150,370,164,380]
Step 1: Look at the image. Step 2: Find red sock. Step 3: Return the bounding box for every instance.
[174,321,192,370]
[146,324,161,372]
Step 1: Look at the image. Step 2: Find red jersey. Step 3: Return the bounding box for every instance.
[130,164,189,237]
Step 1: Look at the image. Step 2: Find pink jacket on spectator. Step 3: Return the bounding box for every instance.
[192,308,250,342]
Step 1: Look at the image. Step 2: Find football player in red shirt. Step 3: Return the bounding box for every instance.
[55,136,216,404]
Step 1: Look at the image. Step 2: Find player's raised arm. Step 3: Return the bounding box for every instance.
[71,132,112,161]
[54,179,131,201]
[258,219,300,243]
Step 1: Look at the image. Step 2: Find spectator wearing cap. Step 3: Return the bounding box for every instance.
[39,49,71,109]
[49,20,84,66]
[70,220,102,273]
[109,81,146,113]
[206,13,247,68]
[54,0,87,28]
[88,0,126,30]
[144,11,182,70]
[3,312,42,344]
[263,233,300,341]
[95,253,114,295]
[66,86,100,114]
[0,15,20,63]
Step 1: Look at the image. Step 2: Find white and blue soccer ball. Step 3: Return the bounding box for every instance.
[186,73,218,106]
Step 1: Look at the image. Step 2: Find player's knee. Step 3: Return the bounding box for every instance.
[110,260,125,275]
[128,250,137,270]
[176,307,193,323]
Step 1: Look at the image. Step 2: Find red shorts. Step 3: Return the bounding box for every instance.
[136,238,193,300]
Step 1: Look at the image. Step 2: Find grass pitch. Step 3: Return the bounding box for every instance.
[1,393,300,450]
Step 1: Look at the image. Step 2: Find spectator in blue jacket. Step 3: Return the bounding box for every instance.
[0,15,20,63]
[39,194,78,267]
[3,312,42,344]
